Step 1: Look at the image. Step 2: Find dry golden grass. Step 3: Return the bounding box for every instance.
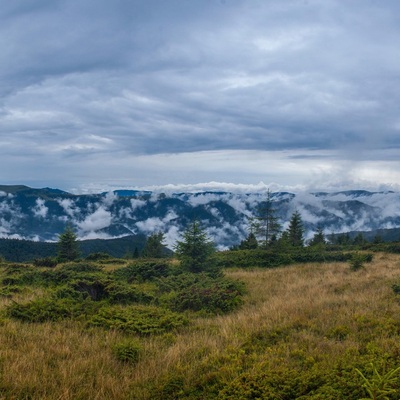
[1,253,400,398]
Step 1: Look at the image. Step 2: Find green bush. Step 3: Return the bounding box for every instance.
[216,248,360,269]
[326,325,351,341]
[349,252,372,271]
[392,284,400,295]
[112,340,142,364]
[88,305,188,335]
[158,273,246,314]
[2,267,45,286]
[41,263,106,286]
[356,363,400,400]
[2,262,107,288]
[32,257,58,268]
[85,252,113,261]
[113,261,172,282]
[216,249,292,268]
[171,284,243,314]
[105,281,154,304]
[6,296,97,322]
[218,366,325,400]
[52,277,154,305]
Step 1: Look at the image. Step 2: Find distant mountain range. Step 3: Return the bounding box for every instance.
[1,184,400,249]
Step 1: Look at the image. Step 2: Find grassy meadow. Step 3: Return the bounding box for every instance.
[1,253,400,399]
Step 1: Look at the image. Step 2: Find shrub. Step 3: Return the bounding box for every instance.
[6,296,97,322]
[350,252,372,271]
[113,261,172,282]
[56,262,104,274]
[85,252,112,261]
[218,365,325,399]
[327,325,351,341]
[2,267,44,286]
[3,264,34,275]
[171,284,243,314]
[216,248,360,269]
[43,263,106,286]
[2,262,106,287]
[158,273,246,314]
[392,284,400,295]
[112,340,142,364]
[106,281,154,304]
[355,363,400,400]
[54,277,154,304]
[33,257,58,268]
[70,278,109,301]
[88,305,188,335]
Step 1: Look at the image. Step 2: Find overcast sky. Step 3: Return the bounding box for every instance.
[1,0,400,193]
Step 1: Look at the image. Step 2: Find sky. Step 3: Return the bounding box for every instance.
[1,0,400,194]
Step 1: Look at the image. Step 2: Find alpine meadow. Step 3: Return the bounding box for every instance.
[2,191,400,398]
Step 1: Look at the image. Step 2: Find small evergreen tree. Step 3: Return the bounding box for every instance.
[275,230,291,250]
[174,220,218,274]
[57,224,80,262]
[133,247,140,258]
[373,234,383,244]
[142,232,165,258]
[336,233,351,245]
[287,210,304,247]
[238,232,259,250]
[309,226,326,247]
[353,233,367,246]
[251,189,281,248]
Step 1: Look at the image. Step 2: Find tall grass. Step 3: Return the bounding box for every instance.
[1,253,400,398]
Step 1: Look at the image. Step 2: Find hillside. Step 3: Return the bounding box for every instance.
[1,253,400,398]
[1,184,400,248]
[0,234,147,262]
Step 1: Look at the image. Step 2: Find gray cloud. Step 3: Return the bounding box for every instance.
[1,0,400,191]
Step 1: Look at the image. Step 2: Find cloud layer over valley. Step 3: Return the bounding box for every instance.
[1,186,400,248]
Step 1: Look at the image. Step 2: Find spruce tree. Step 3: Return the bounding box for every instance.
[238,232,259,250]
[287,210,304,247]
[174,220,218,274]
[142,232,166,258]
[309,226,325,247]
[252,189,281,248]
[57,224,80,262]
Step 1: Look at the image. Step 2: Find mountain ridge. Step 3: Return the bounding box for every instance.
[1,184,400,248]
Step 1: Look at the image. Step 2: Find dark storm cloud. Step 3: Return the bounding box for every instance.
[1,0,400,190]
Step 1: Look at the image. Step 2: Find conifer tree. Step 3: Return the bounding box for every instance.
[252,189,281,248]
[238,232,259,250]
[57,224,80,262]
[287,210,304,247]
[336,233,351,245]
[174,220,217,274]
[142,232,166,258]
[353,233,366,246]
[373,234,383,244]
[309,226,326,247]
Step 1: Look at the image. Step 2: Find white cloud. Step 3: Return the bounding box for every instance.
[57,198,80,218]
[135,210,178,234]
[32,198,48,218]
[102,191,118,207]
[130,198,147,211]
[76,206,112,233]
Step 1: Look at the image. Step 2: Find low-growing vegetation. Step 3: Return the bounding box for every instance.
[1,243,400,398]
